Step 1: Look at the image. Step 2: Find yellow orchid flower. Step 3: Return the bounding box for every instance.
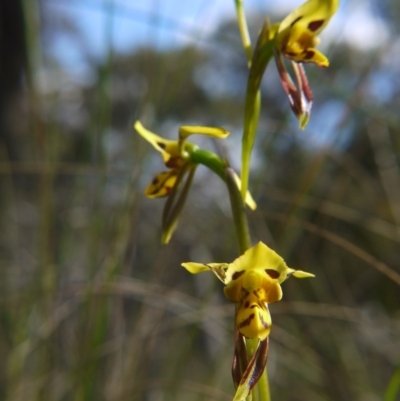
[275,0,339,67]
[182,242,314,340]
[270,0,338,128]
[135,121,257,243]
[135,121,256,206]
[183,242,314,398]
[135,121,229,198]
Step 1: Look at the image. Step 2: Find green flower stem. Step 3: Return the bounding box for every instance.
[240,25,275,200]
[234,0,253,63]
[162,163,197,244]
[257,363,271,401]
[233,0,256,202]
[189,147,271,401]
[188,148,227,182]
[226,168,251,255]
[188,150,252,250]
[241,89,261,200]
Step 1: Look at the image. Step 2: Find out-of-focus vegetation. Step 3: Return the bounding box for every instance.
[1,0,400,400]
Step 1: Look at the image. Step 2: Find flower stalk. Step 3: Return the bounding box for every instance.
[226,167,251,255]
[234,0,253,64]
[226,167,270,401]
[137,1,337,400]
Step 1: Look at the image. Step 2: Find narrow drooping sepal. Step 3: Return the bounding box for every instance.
[275,53,313,129]
[232,326,249,389]
[161,164,197,244]
[233,337,269,401]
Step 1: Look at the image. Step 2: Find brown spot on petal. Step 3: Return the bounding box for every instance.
[157,142,166,149]
[265,269,280,279]
[244,301,250,308]
[239,313,255,329]
[303,49,316,60]
[152,177,159,185]
[308,20,324,32]
[259,312,270,329]
[166,157,182,168]
[165,186,172,194]
[232,271,245,280]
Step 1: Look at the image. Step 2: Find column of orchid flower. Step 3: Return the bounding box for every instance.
[135,1,338,400]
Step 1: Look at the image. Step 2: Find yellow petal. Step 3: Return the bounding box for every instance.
[279,0,339,37]
[256,282,283,304]
[277,0,338,66]
[181,262,229,283]
[224,270,283,303]
[181,262,211,274]
[179,125,230,141]
[134,121,181,164]
[287,43,329,67]
[287,268,315,278]
[225,242,289,285]
[236,292,271,340]
[144,170,178,198]
[242,270,266,292]
[224,274,245,303]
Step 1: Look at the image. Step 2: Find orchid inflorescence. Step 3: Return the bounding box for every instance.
[272,0,339,128]
[135,0,338,400]
[240,0,338,199]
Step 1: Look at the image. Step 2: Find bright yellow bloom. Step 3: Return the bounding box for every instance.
[182,242,314,340]
[268,0,338,128]
[135,121,229,198]
[135,121,256,207]
[184,243,314,399]
[275,0,339,67]
[135,121,257,243]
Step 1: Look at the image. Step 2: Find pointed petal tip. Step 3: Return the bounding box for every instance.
[232,171,257,210]
[292,270,315,278]
[179,125,230,140]
[161,220,178,244]
[298,110,311,130]
[181,262,211,274]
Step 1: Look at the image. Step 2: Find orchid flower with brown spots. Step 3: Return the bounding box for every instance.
[270,0,339,128]
[135,121,228,199]
[182,242,314,400]
[135,121,256,243]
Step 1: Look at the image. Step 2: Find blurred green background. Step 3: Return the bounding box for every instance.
[1,0,400,400]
